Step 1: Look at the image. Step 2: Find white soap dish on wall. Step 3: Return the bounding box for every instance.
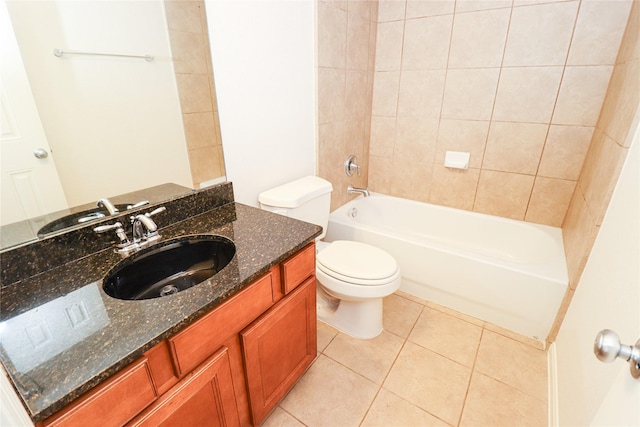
[444,151,470,170]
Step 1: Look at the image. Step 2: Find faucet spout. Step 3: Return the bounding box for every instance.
[347,185,370,197]
[97,198,119,215]
[133,214,158,235]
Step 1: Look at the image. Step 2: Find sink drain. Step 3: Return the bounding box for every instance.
[159,285,179,297]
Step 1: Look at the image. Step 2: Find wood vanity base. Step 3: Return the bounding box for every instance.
[40,242,317,427]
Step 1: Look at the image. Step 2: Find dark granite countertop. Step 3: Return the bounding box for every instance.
[0,194,321,422]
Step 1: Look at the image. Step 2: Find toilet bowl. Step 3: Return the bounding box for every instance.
[315,240,401,339]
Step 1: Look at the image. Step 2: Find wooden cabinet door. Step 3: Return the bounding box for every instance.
[241,278,317,425]
[129,347,240,427]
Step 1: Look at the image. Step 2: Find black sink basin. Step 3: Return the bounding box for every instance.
[103,235,236,300]
[37,204,132,236]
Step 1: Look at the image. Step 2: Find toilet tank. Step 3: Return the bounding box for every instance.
[258,176,333,240]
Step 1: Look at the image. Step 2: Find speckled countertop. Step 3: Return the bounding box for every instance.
[0,185,321,423]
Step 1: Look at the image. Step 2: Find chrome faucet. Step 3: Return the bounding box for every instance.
[94,206,166,256]
[97,198,119,215]
[347,185,370,197]
[131,207,165,242]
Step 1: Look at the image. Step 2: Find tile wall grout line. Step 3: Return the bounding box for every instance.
[471,0,516,213]
[523,0,584,223]
[427,1,458,204]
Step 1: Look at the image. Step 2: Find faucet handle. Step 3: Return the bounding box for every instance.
[94,222,123,234]
[126,200,149,210]
[94,222,130,246]
[146,206,166,217]
[345,154,361,177]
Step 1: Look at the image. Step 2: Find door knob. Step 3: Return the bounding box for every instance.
[33,148,49,159]
[594,329,640,380]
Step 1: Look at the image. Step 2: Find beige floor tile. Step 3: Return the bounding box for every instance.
[408,307,482,367]
[324,330,404,384]
[280,354,378,427]
[425,301,485,327]
[484,322,545,350]
[317,320,338,352]
[383,341,471,425]
[459,372,547,427]
[395,290,429,306]
[475,330,548,401]
[260,406,305,427]
[361,388,452,427]
[383,293,424,338]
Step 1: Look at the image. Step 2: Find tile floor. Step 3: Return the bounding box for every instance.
[262,291,548,427]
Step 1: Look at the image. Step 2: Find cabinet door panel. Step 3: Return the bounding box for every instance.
[242,278,316,424]
[130,347,240,427]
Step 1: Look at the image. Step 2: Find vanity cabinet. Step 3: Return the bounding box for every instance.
[40,242,317,427]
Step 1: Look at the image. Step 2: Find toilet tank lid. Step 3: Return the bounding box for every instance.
[258,176,333,208]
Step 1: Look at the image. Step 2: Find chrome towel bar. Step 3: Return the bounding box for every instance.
[53,48,154,62]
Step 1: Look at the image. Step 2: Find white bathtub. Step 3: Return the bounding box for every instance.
[324,193,569,341]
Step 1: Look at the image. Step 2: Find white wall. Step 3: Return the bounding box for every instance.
[205,0,316,206]
[554,114,639,425]
[0,364,33,427]
[7,0,193,207]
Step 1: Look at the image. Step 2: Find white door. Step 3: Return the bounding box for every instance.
[554,122,639,425]
[0,0,67,226]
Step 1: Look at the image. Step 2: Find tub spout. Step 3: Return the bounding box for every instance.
[347,185,370,197]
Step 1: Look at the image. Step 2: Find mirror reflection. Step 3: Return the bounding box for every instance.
[0,0,225,249]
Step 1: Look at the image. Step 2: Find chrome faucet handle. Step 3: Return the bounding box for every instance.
[145,206,166,217]
[94,222,130,246]
[126,200,149,210]
[345,154,361,177]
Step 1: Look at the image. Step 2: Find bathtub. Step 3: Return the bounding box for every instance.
[324,193,568,341]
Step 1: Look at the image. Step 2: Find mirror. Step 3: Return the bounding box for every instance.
[0,0,225,250]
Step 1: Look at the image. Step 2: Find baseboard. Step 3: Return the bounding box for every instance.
[547,342,559,427]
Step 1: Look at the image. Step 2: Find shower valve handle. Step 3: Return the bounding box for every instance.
[345,154,361,177]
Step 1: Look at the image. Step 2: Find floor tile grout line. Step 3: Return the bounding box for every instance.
[473,326,550,410]
[358,300,426,426]
[396,291,545,351]
[357,310,423,427]
[456,327,485,427]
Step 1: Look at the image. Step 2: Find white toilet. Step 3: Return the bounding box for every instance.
[259,176,401,339]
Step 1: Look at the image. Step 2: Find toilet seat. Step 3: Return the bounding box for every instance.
[317,240,399,286]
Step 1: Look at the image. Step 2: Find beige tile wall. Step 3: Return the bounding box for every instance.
[366,0,632,227]
[547,0,639,343]
[165,0,225,188]
[317,1,378,210]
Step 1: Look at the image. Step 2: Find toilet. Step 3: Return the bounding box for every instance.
[259,176,401,339]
